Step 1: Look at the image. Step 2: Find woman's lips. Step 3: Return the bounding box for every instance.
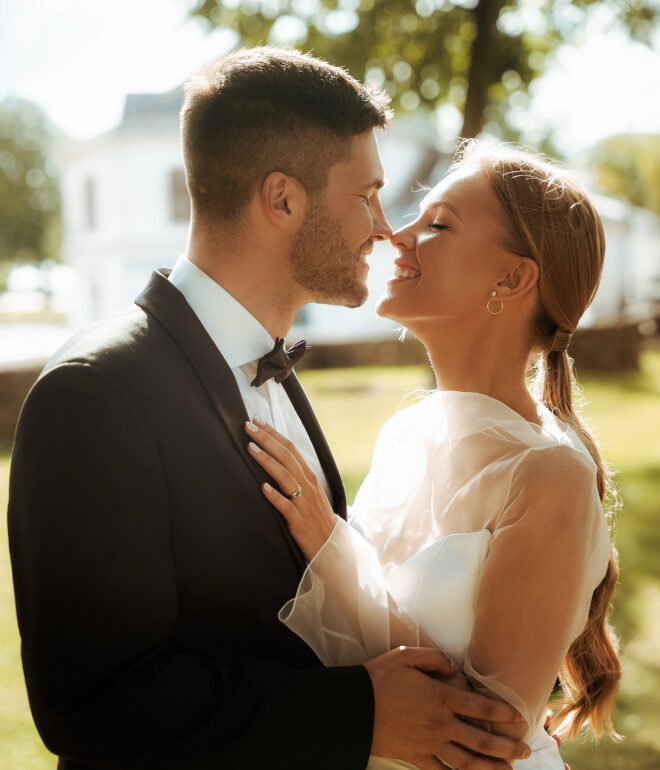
[390,263,421,281]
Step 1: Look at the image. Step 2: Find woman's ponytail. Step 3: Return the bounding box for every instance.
[537,346,621,738]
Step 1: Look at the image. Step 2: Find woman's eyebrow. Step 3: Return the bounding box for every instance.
[421,199,462,220]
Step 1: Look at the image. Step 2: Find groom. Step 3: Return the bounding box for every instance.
[9,48,531,769]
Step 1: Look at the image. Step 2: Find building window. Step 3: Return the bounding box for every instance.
[84,177,96,231]
[170,169,190,223]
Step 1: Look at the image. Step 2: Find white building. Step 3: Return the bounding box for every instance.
[59,88,660,339]
[59,89,191,328]
[585,195,660,326]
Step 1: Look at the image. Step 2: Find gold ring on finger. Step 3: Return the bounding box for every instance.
[287,483,303,500]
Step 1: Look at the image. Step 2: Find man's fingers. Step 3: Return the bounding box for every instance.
[445,687,525,724]
[397,646,458,677]
[435,742,513,770]
[451,720,530,762]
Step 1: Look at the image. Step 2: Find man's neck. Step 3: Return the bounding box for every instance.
[185,244,304,340]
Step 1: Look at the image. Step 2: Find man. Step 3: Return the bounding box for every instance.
[9,48,531,769]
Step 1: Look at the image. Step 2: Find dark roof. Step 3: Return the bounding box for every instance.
[119,86,184,130]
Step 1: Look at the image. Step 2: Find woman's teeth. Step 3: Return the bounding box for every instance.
[394,265,420,280]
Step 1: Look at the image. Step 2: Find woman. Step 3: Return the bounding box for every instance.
[244,142,621,769]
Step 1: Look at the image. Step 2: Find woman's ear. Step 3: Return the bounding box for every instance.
[260,172,307,231]
[496,257,539,301]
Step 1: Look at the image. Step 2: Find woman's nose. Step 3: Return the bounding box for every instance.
[389,225,416,251]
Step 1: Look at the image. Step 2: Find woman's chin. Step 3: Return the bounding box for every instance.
[375,293,399,321]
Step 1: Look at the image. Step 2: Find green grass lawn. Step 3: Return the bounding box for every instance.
[1,351,659,768]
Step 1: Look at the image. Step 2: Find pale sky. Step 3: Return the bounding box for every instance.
[1,0,660,157]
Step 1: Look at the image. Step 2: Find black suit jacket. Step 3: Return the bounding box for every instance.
[8,270,374,769]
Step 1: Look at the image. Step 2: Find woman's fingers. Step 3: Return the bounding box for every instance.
[245,420,304,474]
[251,417,312,475]
[245,419,337,561]
[247,439,301,498]
[261,482,300,524]
[262,481,335,562]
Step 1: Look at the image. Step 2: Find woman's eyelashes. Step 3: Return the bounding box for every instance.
[428,222,449,231]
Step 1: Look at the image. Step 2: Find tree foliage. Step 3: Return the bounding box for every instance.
[590,133,660,215]
[188,0,659,139]
[0,97,61,265]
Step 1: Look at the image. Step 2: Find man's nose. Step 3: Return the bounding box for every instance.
[372,205,393,242]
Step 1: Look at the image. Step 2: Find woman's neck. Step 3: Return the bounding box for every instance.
[423,332,540,425]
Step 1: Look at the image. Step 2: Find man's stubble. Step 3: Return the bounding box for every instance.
[289,197,369,308]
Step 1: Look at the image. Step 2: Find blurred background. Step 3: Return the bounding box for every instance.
[1,0,659,767]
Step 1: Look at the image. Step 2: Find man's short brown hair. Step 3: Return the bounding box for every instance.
[180,46,392,223]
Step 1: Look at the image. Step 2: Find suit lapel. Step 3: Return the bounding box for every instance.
[282,374,347,519]
[135,269,307,572]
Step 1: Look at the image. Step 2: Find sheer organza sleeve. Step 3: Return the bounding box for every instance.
[463,445,611,733]
[278,513,421,666]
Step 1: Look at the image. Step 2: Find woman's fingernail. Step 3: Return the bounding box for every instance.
[254,416,265,425]
[246,421,259,433]
[248,442,261,453]
[264,482,272,492]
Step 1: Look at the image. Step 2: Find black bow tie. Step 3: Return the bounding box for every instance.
[251,338,311,387]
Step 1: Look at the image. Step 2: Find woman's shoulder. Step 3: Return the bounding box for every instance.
[504,443,602,533]
[516,441,597,489]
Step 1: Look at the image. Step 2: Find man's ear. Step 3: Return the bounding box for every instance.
[260,172,307,230]
[496,257,539,301]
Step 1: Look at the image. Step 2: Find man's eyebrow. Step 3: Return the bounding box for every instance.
[360,178,387,191]
[421,199,462,220]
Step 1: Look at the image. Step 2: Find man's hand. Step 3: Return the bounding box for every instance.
[365,647,531,770]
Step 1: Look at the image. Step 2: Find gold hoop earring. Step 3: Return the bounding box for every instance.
[486,290,504,315]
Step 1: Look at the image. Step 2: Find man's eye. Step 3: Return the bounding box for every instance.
[429,223,449,230]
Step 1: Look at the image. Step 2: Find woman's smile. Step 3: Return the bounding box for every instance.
[389,258,421,283]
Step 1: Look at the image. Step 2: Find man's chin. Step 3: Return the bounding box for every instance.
[314,285,368,308]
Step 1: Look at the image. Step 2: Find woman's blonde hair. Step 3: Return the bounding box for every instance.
[452,140,621,738]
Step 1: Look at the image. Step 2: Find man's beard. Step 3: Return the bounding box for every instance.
[290,197,369,308]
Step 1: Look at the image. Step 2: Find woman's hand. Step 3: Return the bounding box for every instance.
[244,418,337,561]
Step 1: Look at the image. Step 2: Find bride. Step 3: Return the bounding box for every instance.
[244,142,621,769]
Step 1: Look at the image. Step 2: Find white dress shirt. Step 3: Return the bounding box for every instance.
[169,255,332,501]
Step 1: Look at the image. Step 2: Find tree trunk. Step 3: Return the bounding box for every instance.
[461,0,507,139]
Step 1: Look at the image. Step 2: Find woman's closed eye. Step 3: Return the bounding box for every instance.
[429,222,449,231]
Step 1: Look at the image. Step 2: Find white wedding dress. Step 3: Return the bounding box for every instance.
[279,391,612,769]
